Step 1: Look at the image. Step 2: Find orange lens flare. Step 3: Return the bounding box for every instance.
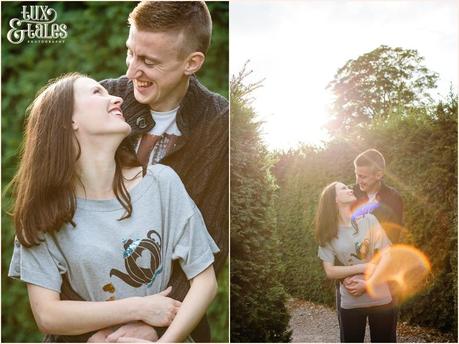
[365,244,431,301]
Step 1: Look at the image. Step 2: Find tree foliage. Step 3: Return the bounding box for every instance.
[272,94,457,337]
[327,45,439,134]
[230,67,291,343]
[1,2,228,342]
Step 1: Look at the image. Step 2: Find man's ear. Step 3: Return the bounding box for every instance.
[375,170,384,181]
[184,52,205,75]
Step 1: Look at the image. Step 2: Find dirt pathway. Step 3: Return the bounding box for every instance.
[287,298,455,343]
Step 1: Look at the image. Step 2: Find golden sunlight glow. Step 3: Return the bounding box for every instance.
[365,244,431,301]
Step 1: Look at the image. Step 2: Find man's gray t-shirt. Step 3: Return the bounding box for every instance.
[318,213,392,309]
[9,164,219,302]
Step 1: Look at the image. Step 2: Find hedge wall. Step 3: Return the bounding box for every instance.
[230,73,291,342]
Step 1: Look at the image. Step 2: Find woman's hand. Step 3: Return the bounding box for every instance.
[137,286,182,327]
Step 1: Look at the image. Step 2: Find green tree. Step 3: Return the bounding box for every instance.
[230,66,291,343]
[327,45,439,133]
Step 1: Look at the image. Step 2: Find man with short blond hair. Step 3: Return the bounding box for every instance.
[353,148,403,242]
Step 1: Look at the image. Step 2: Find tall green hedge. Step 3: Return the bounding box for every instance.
[230,71,291,342]
[272,95,457,337]
[1,2,228,342]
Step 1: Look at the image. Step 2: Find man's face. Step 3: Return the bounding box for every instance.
[125,25,189,111]
[355,165,382,193]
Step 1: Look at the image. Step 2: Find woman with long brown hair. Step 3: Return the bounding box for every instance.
[8,73,218,342]
[315,181,397,342]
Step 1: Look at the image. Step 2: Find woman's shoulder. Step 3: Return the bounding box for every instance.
[145,164,180,181]
[355,212,379,228]
[144,165,187,193]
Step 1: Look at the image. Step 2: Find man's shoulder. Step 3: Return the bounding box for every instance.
[380,182,402,200]
[100,76,131,95]
[99,75,139,108]
[355,212,378,227]
[187,76,228,118]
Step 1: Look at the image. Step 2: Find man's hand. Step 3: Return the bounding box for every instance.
[343,274,366,296]
[343,275,356,289]
[116,337,153,343]
[87,327,116,342]
[105,322,158,342]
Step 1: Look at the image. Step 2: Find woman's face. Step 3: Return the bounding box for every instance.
[335,182,356,204]
[72,77,131,139]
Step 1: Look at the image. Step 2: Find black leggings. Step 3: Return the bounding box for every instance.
[339,303,397,343]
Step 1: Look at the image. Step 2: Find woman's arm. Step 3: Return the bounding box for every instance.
[322,261,371,280]
[27,285,180,335]
[156,265,217,343]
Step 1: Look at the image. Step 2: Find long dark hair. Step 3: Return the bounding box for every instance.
[10,73,140,247]
[315,182,339,246]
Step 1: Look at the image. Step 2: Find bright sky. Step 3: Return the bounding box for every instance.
[230,0,458,151]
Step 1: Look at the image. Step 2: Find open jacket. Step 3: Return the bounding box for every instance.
[352,182,403,244]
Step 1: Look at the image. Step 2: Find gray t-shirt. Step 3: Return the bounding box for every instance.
[9,164,219,302]
[318,213,392,309]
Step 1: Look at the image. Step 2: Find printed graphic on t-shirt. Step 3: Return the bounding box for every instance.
[109,230,163,288]
[351,238,370,260]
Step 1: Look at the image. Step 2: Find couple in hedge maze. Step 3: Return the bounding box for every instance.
[7,1,228,343]
[315,148,404,342]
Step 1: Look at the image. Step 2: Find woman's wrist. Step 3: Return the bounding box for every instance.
[125,297,144,322]
[357,263,367,274]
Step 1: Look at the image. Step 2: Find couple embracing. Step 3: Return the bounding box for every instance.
[7,1,228,343]
[316,149,403,343]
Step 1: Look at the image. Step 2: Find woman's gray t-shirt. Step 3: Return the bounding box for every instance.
[318,213,392,309]
[9,164,219,302]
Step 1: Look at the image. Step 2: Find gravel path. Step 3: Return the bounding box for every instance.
[287,298,456,343]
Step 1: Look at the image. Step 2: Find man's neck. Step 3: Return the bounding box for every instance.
[366,181,382,196]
